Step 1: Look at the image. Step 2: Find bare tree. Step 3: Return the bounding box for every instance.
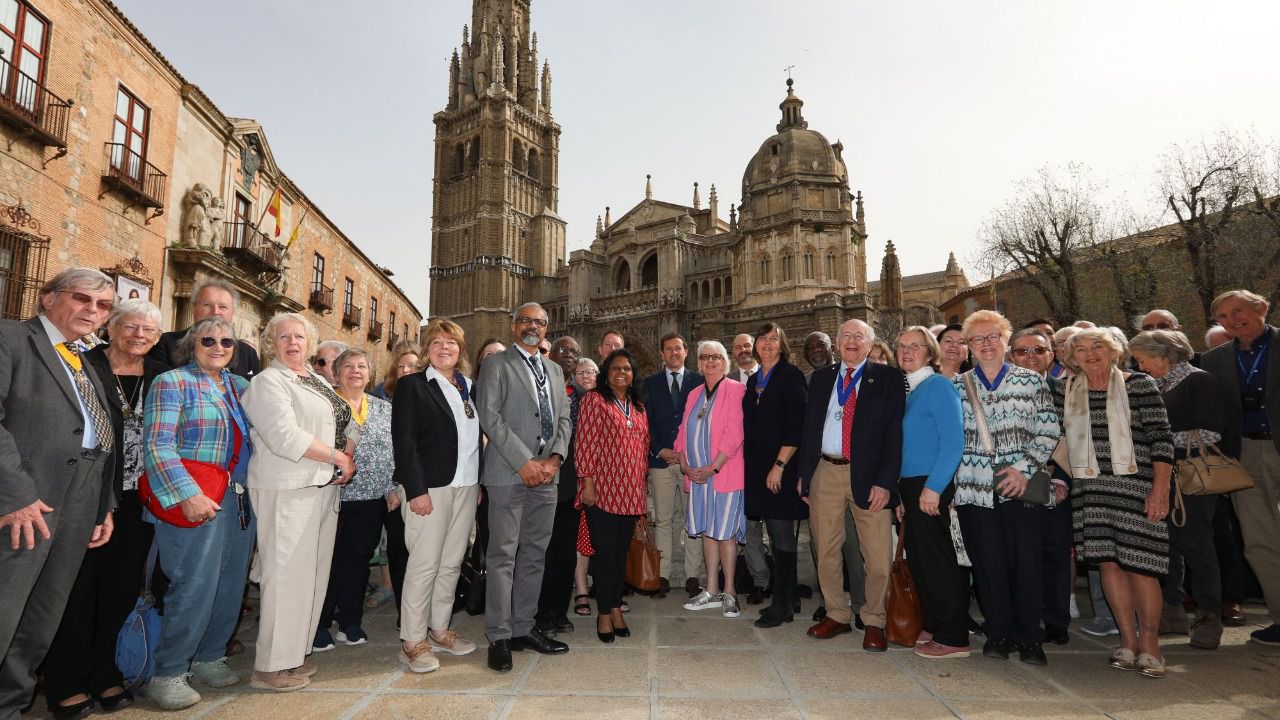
[976,164,1111,326]
[1242,144,1280,308]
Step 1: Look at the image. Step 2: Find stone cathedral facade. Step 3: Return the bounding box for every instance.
[429,1,967,369]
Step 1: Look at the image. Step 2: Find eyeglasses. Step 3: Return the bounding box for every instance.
[840,333,871,343]
[538,347,550,355]
[698,354,724,362]
[575,369,598,377]
[515,316,548,327]
[896,343,923,353]
[59,291,114,313]
[119,323,159,336]
[967,333,1003,346]
[1141,322,1174,331]
[1012,346,1049,357]
[199,337,236,349]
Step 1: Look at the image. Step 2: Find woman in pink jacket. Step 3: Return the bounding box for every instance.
[675,339,748,619]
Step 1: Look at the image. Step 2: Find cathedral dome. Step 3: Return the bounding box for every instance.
[741,79,847,192]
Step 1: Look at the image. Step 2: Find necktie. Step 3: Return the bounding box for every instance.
[842,367,857,462]
[526,355,553,449]
[61,342,115,453]
[670,371,680,409]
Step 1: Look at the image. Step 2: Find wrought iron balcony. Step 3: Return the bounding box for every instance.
[223,222,284,275]
[367,319,384,341]
[101,143,167,215]
[0,204,51,321]
[0,54,72,157]
[309,282,334,312]
[342,304,362,328]
[386,332,400,351]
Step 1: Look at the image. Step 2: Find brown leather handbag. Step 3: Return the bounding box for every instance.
[625,517,663,593]
[886,524,925,647]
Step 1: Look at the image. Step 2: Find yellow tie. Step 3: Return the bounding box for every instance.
[55,342,83,371]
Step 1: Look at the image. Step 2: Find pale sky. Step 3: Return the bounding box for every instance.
[116,0,1280,313]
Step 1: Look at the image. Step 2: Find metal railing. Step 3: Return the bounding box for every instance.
[104,142,167,208]
[0,206,51,321]
[386,332,400,351]
[223,222,284,273]
[342,304,362,328]
[367,319,384,341]
[0,53,72,149]
[309,282,334,311]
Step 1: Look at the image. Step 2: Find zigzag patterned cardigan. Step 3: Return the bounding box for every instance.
[952,365,1062,509]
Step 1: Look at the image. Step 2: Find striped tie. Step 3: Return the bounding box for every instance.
[62,342,115,453]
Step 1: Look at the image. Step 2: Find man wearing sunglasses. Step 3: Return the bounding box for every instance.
[0,268,120,718]
[312,340,349,386]
[150,279,260,378]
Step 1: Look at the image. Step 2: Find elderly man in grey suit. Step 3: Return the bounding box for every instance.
[477,302,573,672]
[1,268,118,718]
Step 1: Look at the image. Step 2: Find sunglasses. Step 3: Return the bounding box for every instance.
[314,358,327,367]
[1012,346,1049,357]
[199,337,236,349]
[1141,322,1174,331]
[538,347,550,355]
[59,290,114,313]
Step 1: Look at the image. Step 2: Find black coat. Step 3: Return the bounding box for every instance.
[643,368,704,469]
[149,327,260,379]
[391,372,483,500]
[742,360,808,520]
[84,346,166,504]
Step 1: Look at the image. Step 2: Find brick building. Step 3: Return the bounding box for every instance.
[0,0,419,370]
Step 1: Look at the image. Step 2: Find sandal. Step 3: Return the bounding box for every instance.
[573,594,592,616]
[1136,652,1166,679]
[1108,647,1136,671]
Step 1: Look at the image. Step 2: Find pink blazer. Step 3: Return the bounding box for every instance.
[673,378,746,493]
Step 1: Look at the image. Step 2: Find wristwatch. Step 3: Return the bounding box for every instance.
[774,459,786,468]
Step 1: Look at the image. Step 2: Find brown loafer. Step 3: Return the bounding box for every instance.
[1221,602,1247,627]
[806,617,852,639]
[863,625,888,652]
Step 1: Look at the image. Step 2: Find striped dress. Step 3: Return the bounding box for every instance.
[1052,374,1174,575]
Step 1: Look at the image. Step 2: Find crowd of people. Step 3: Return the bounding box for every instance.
[2,267,1279,718]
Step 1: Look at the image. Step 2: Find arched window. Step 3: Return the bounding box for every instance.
[511,139,525,172]
[613,260,631,292]
[468,137,481,170]
[701,280,710,304]
[780,253,793,282]
[825,251,836,280]
[527,148,540,179]
[640,254,658,287]
[713,277,722,299]
[690,282,699,307]
[724,276,732,299]
[760,256,772,285]
[803,252,814,280]
[453,144,466,175]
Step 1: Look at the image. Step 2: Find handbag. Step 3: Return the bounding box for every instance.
[138,419,243,528]
[963,373,1053,507]
[1175,436,1253,496]
[885,524,924,647]
[625,517,663,593]
[116,541,161,689]
[454,534,487,616]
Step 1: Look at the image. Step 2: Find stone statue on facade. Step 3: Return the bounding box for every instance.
[207,197,225,246]
[182,183,213,247]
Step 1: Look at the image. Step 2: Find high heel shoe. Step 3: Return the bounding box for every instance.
[596,617,615,644]
[610,609,630,638]
[613,623,631,638]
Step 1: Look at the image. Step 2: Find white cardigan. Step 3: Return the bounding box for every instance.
[242,360,348,491]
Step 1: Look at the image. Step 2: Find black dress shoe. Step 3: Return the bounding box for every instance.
[97,689,134,713]
[510,628,569,654]
[747,586,767,605]
[654,577,670,599]
[982,637,1015,659]
[551,615,575,633]
[50,697,95,720]
[1017,642,1048,666]
[685,578,702,596]
[1044,625,1070,646]
[812,605,827,621]
[854,616,865,631]
[487,640,513,672]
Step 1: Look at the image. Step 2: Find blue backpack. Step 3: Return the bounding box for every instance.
[116,542,162,688]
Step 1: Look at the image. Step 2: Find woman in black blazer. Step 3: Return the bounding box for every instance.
[390,320,484,674]
[742,322,808,628]
[44,300,167,717]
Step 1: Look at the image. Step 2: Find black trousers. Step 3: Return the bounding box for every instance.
[1213,496,1247,604]
[900,477,969,648]
[384,506,408,621]
[1163,491,1222,611]
[1041,498,1073,629]
[537,500,580,624]
[320,499,386,632]
[763,518,798,553]
[584,507,636,614]
[957,501,1044,645]
[43,490,154,705]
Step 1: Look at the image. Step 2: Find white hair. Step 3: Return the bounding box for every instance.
[109,298,162,328]
[696,339,730,365]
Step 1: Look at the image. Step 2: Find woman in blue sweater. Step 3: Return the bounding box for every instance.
[895,326,968,658]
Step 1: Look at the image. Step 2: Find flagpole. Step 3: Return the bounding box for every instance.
[254,186,280,229]
[287,206,310,250]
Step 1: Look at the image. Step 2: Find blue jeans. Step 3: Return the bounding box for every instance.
[152,496,256,677]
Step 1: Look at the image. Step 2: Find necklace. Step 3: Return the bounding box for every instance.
[698,379,723,420]
[612,393,634,428]
[112,372,143,419]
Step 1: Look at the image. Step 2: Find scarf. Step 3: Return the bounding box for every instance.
[906,366,935,394]
[1063,366,1136,478]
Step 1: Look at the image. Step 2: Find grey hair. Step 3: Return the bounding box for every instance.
[1204,324,1230,348]
[316,339,350,355]
[109,298,162,328]
[39,267,113,303]
[1210,289,1268,316]
[332,347,371,378]
[1011,327,1052,347]
[696,339,730,366]
[576,357,599,372]
[512,302,546,322]
[804,331,832,347]
[192,277,241,308]
[1130,329,1194,365]
[1067,327,1128,367]
[1104,326,1131,367]
[176,317,238,366]
[260,312,317,365]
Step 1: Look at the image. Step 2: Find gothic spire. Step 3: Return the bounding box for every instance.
[692,182,701,210]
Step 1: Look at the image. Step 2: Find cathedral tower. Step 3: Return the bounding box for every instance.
[429,0,566,342]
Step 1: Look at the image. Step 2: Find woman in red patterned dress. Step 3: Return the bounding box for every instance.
[576,349,650,643]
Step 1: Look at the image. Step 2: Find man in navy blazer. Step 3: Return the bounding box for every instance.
[797,319,904,652]
[643,333,704,597]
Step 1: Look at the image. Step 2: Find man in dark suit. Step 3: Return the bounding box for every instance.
[477,303,573,671]
[0,268,119,717]
[643,333,704,598]
[149,279,259,378]
[1200,289,1280,646]
[535,336,584,635]
[797,319,904,652]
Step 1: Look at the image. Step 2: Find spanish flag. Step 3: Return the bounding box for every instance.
[287,206,309,250]
[266,187,283,237]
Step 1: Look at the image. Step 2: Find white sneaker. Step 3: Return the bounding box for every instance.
[683,590,723,611]
[1068,594,1081,619]
[190,657,240,688]
[398,641,440,673]
[722,594,741,618]
[145,674,201,710]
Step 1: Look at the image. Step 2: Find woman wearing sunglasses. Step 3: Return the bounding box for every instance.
[141,318,254,711]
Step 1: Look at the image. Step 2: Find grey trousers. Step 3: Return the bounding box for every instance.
[0,450,108,720]
[743,520,771,587]
[485,482,556,642]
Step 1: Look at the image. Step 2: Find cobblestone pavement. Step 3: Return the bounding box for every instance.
[30,588,1280,720]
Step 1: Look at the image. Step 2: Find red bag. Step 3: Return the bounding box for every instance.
[139,424,242,528]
